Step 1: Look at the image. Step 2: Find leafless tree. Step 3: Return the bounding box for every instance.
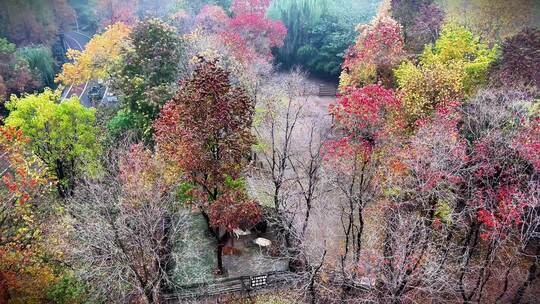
[68,144,196,303]
[252,70,312,252]
[289,119,329,239]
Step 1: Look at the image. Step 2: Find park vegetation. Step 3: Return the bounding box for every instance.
[0,0,539,303]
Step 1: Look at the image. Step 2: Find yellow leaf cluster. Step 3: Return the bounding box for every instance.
[394,24,496,126]
[340,62,378,90]
[56,22,132,86]
[395,60,464,125]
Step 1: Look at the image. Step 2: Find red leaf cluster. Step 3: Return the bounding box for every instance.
[0,126,49,205]
[195,0,287,63]
[154,59,259,229]
[208,189,262,231]
[327,85,402,162]
[342,16,405,85]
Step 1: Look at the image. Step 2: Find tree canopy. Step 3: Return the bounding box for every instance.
[4,90,101,197]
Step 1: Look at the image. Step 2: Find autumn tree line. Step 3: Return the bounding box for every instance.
[0,0,539,303]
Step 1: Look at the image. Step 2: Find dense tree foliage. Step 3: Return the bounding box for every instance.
[57,22,132,86]
[68,0,99,33]
[194,0,287,64]
[394,24,497,126]
[96,0,139,27]
[441,0,540,45]
[4,90,101,197]
[1,1,540,302]
[70,143,190,303]
[111,18,184,140]
[0,38,41,106]
[339,15,405,89]
[490,27,540,89]
[0,0,75,46]
[270,0,380,77]
[0,126,64,303]
[320,4,540,301]
[17,46,56,89]
[390,0,444,52]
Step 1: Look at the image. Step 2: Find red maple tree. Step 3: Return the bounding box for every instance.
[153,58,260,273]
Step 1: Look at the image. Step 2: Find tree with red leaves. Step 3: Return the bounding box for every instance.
[339,16,405,89]
[458,92,539,302]
[97,0,139,28]
[0,126,54,303]
[363,102,469,302]
[365,87,540,302]
[325,84,404,289]
[194,0,287,64]
[154,58,260,274]
[0,127,49,206]
[400,101,467,201]
[385,88,540,303]
[229,0,286,59]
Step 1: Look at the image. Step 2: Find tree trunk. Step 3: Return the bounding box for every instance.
[216,231,230,275]
[512,246,540,304]
[143,287,155,304]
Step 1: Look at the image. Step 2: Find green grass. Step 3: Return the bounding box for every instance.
[172,212,217,286]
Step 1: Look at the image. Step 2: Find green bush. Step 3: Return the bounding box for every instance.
[46,274,88,304]
[18,45,55,88]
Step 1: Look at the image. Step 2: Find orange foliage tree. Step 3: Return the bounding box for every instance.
[0,126,55,303]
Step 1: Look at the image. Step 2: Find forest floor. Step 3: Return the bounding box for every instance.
[247,73,347,268]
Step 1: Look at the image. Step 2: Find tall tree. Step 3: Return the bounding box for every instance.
[154,59,260,274]
[70,143,192,303]
[339,15,405,89]
[326,84,404,293]
[0,126,58,303]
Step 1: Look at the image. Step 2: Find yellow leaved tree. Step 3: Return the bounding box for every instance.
[56,22,132,86]
[394,24,497,127]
